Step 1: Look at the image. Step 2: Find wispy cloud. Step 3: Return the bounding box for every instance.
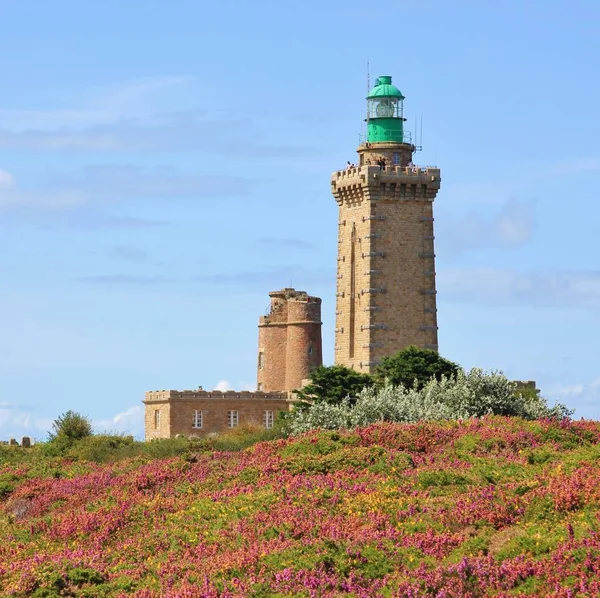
[0,76,193,132]
[439,267,600,311]
[545,377,600,417]
[0,77,314,157]
[74,265,335,292]
[0,169,14,189]
[94,406,144,438]
[0,163,255,229]
[256,237,314,250]
[194,265,335,290]
[540,157,600,178]
[0,402,52,442]
[111,245,148,262]
[437,199,536,257]
[76,275,167,287]
[214,380,233,391]
[15,210,169,232]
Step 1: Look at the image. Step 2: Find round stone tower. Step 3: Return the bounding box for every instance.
[257,288,322,392]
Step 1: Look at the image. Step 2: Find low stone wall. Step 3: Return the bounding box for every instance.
[0,437,32,447]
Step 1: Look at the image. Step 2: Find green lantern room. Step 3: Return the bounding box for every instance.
[366,75,406,144]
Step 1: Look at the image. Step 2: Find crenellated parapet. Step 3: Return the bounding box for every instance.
[144,389,288,402]
[331,165,441,207]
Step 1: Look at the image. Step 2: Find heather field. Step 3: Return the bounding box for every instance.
[2,418,600,597]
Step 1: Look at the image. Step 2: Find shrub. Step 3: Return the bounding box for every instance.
[294,364,374,408]
[48,410,93,443]
[289,368,572,434]
[374,345,460,390]
[66,434,136,463]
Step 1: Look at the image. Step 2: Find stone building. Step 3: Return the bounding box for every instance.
[144,288,322,439]
[331,75,441,372]
[143,389,290,440]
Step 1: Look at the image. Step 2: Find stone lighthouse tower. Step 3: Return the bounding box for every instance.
[330,76,441,372]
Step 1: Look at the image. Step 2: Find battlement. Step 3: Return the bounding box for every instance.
[331,164,441,186]
[260,287,322,326]
[269,288,316,303]
[144,389,289,402]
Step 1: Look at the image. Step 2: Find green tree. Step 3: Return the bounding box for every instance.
[49,410,93,443]
[294,365,374,407]
[374,346,459,390]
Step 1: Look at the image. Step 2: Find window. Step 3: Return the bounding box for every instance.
[258,352,264,369]
[392,152,400,165]
[257,383,263,391]
[263,410,274,430]
[227,410,239,428]
[308,345,313,355]
[192,410,203,429]
[154,409,160,429]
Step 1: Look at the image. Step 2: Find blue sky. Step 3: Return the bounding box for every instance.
[1,0,599,439]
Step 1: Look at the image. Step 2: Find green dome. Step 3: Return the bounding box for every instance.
[367,75,405,100]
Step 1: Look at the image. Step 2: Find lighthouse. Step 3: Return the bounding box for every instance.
[330,76,441,371]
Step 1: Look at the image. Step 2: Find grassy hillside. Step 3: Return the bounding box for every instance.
[2,417,600,597]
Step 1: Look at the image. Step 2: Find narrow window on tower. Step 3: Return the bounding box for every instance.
[392,152,400,165]
[154,409,160,429]
[308,345,313,355]
[258,351,264,369]
[349,223,356,359]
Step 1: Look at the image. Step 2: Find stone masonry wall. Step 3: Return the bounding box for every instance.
[144,396,172,439]
[331,145,441,373]
[285,297,322,391]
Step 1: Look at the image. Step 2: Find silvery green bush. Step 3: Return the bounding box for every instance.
[289,368,572,435]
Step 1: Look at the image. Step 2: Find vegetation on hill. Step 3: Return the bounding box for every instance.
[2,417,600,596]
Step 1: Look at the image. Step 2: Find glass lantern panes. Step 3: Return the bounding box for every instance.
[367,97,403,120]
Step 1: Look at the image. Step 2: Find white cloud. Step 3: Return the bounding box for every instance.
[0,163,255,230]
[111,245,148,262]
[541,157,600,178]
[438,267,600,311]
[0,169,14,189]
[93,405,144,438]
[0,404,52,443]
[0,76,192,132]
[437,200,536,256]
[0,186,87,210]
[214,380,233,391]
[240,381,258,391]
[545,378,600,418]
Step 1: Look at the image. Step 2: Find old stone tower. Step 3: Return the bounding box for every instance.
[331,76,441,372]
[257,288,323,392]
